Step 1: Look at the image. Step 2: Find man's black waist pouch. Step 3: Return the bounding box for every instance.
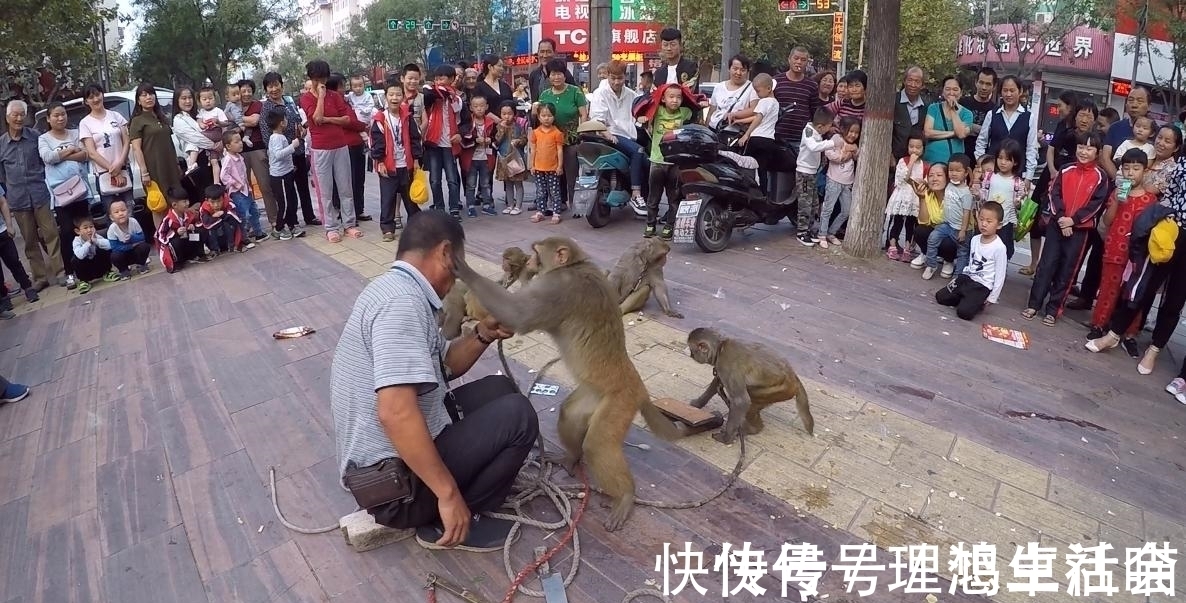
[343,458,415,509]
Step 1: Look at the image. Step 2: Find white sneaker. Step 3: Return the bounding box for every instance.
[922,266,936,280]
[940,262,954,278]
[1166,378,1186,404]
[910,254,927,269]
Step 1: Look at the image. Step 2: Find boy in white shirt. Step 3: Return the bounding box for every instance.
[935,200,1009,321]
[793,106,836,246]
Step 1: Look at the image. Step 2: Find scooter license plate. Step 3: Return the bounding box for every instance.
[672,195,702,245]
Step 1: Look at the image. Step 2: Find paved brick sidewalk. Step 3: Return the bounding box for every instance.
[300,209,1186,602]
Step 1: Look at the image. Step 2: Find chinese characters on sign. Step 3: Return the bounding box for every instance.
[569,51,649,63]
[540,0,659,53]
[654,541,1178,600]
[386,18,454,31]
[505,54,538,67]
[830,12,844,62]
[954,25,1112,75]
[611,0,658,23]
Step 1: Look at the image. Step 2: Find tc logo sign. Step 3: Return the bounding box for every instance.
[554,28,589,46]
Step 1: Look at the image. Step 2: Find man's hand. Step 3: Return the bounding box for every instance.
[436,492,471,547]
[957,230,966,243]
[477,315,515,341]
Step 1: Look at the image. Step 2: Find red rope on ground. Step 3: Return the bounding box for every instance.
[499,466,591,603]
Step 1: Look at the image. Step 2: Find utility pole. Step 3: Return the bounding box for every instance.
[590,0,612,89]
[981,0,991,68]
[839,0,849,73]
[722,0,740,77]
[856,0,868,69]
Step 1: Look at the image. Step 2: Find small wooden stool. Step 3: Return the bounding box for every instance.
[652,397,723,436]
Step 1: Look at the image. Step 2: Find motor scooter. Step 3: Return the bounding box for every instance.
[663,124,797,253]
[572,123,648,227]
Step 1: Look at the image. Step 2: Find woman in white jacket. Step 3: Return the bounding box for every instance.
[171,87,221,184]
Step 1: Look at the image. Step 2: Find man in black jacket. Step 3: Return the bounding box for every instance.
[653,28,699,93]
[527,38,576,102]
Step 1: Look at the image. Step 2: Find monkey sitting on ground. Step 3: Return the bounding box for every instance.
[686,327,814,444]
[439,246,537,338]
[607,238,683,318]
[452,236,683,532]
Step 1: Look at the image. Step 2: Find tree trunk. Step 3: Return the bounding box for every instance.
[843,0,901,259]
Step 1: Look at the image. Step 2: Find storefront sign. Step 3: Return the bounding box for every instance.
[541,22,658,53]
[830,12,844,62]
[955,25,1112,76]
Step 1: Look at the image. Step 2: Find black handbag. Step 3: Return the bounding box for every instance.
[342,457,416,509]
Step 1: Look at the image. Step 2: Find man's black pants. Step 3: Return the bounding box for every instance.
[371,375,540,530]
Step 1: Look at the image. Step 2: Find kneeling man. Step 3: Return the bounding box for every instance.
[330,209,539,552]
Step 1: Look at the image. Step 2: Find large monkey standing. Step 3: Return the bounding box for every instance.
[452,236,682,532]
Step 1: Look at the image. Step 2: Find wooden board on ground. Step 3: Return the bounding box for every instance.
[652,397,723,434]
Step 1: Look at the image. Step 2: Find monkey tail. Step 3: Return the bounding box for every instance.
[639,399,684,441]
[795,375,815,436]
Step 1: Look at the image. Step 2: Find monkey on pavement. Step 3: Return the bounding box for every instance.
[686,327,814,444]
[451,236,683,532]
[607,238,683,318]
[439,247,537,339]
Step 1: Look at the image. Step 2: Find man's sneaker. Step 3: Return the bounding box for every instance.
[660,226,673,240]
[940,262,954,278]
[65,274,77,290]
[0,309,13,320]
[796,232,815,247]
[253,233,268,243]
[450,210,462,221]
[467,207,478,218]
[278,228,294,241]
[118,270,132,280]
[382,232,396,242]
[24,288,39,303]
[922,266,937,280]
[269,229,282,240]
[481,205,498,216]
[1121,338,1140,358]
[643,224,656,238]
[910,254,927,269]
[137,264,151,275]
[1166,378,1186,404]
[0,383,30,403]
[414,516,518,553]
[292,227,307,238]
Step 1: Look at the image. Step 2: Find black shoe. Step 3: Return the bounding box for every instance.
[305,218,322,226]
[358,214,373,221]
[450,211,462,221]
[643,224,656,238]
[0,296,12,312]
[1121,338,1140,358]
[1086,327,1104,340]
[660,225,674,240]
[414,516,518,553]
[1065,296,1092,311]
[796,232,815,247]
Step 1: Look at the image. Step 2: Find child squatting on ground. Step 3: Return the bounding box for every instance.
[70,216,121,294]
[199,185,248,255]
[104,198,152,279]
[156,187,211,273]
[935,201,1010,320]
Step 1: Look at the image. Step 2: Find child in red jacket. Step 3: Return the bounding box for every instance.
[460,95,499,218]
[369,82,424,240]
[1023,131,1109,325]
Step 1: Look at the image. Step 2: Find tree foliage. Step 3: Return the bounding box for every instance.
[646,0,964,83]
[1121,0,1186,115]
[130,0,298,92]
[1,0,117,103]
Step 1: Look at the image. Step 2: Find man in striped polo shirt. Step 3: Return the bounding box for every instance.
[771,47,821,205]
[330,209,539,552]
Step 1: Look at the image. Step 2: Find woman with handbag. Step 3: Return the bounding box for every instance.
[78,84,133,210]
[39,102,93,291]
[707,55,757,131]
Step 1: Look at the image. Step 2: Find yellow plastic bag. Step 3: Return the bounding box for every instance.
[410,168,429,206]
[145,180,166,213]
[1150,218,1178,264]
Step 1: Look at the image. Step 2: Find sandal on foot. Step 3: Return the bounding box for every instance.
[1019,266,1035,276]
[1042,315,1057,326]
[345,227,363,238]
[530,212,545,223]
[326,231,342,243]
[1021,308,1037,320]
[102,270,121,283]
[550,214,562,224]
[77,281,91,294]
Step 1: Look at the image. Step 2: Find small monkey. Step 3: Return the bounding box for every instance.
[607,238,683,318]
[686,327,814,444]
[439,246,536,338]
[452,236,682,532]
